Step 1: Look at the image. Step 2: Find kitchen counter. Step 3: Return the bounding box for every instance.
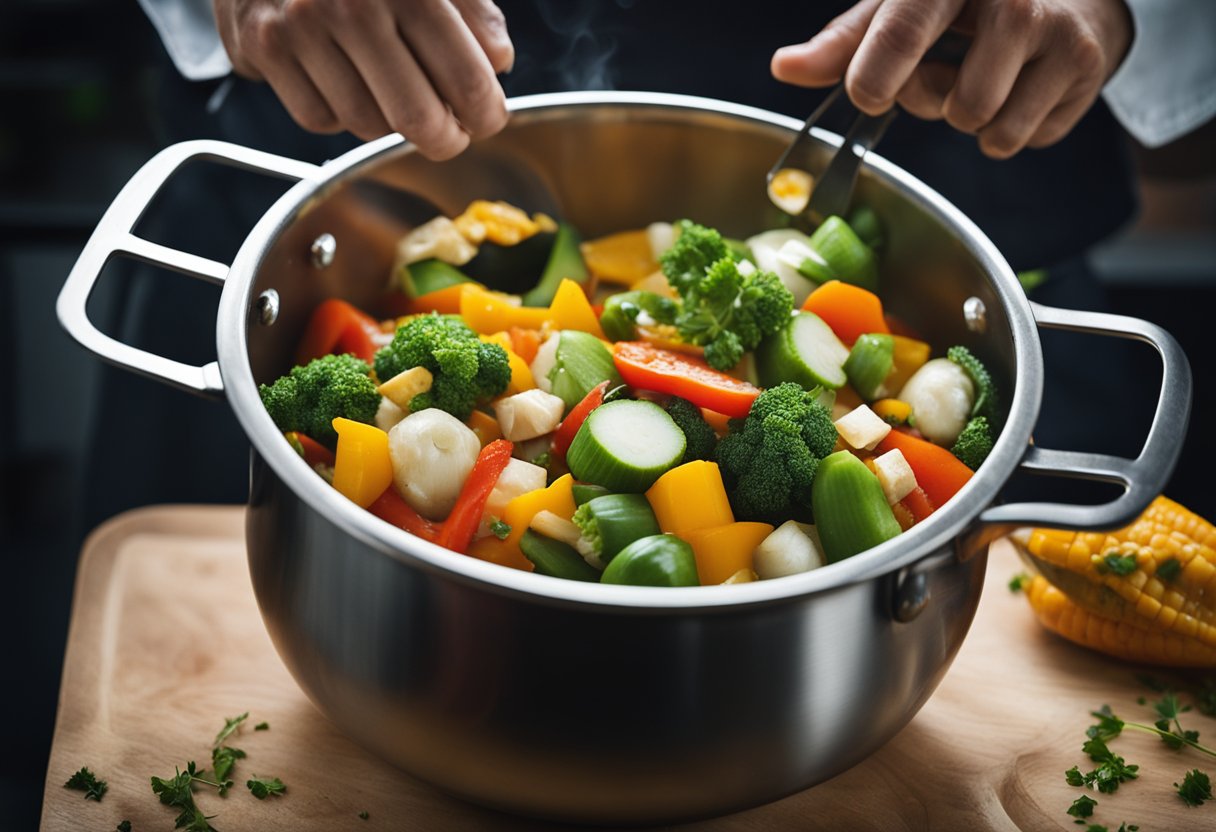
[40,505,1208,830]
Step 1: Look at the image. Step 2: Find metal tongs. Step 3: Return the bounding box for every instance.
[767,83,897,227]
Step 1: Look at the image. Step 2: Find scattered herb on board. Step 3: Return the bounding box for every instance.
[247,776,287,799]
[1176,769,1213,807]
[117,822,131,832]
[214,713,249,747]
[211,745,247,794]
[359,810,370,820]
[64,766,108,801]
[151,762,219,832]
[1067,794,1098,819]
[255,722,270,731]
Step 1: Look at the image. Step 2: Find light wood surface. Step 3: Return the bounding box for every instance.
[41,505,1210,831]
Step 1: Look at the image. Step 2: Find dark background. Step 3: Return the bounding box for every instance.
[2,0,1214,827]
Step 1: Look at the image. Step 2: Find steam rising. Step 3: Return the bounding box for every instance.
[534,0,625,91]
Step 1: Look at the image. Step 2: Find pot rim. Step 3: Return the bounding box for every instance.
[217,90,1042,611]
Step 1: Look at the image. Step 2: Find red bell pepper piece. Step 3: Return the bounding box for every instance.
[876,429,973,508]
[898,485,937,523]
[285,431,337,466]
[295,298,386,365]
[552,381,608,459]
[368,488,440,543]
[436,439,515,554]
[612,341,761,419]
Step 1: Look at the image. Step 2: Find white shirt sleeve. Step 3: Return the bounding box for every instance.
[1102,0,1216,148]
[137,0,233,81]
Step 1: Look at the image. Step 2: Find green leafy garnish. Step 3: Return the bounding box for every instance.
[214,713,249,748]
[247,776,286,800]
[490,518,511,540]
[151,762,219,832]
[255,721,269,731]
[1100,553,1137,576]
[1176,769,1213,806]
[1078,737,1140,793]
[64,766,108,801]
[1008,572,1032,593]
[1067,794,1097,819]
[117,822,132,832]
[359,810,370,820]
[1157,558,1182,581]
[1151,691,1200,750]
[211,745,246,792]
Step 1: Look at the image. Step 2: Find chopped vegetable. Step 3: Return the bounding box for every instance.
[521,222,588,308]
[374,313,511,420]
[897,357,975,446]
[260,353,381,448]
[396,215,477,266]
[459,284,551,332]
[812,451,902,563]
[875,428,974,507]
[520,529,601,581]
[843,333,895,401]
[808,216,878,291]
[581,228,659,284]
[646,460,736,537]
[951,415,995,470]
[573,493,662,564]
[547,330,621,409]
[755,311,850,391]
[548,277,606,339]
[745,228,816,305]
[872,448,917,504]
[388,408,482,520]
[493,388,565,442]
[599,290,677,342]
[552,380,609,459]
[399,258,472,300]
[664,396,718,462]
[295,298,386,365]
[332,418,394,508]
[753,520,824,579]
[683,521,773,585]
[612,341,761,419]
[834,404,892,451]
[435,439,514,553]
[377,365,434,411]
[800,280,889,346]
[946,345,998,421]
[716,382,838,523]
[566,399,686,492]
[600,534,700,587]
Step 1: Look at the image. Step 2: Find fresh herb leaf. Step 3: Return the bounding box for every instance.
[1176,769,1213,806]
[246,776,286,799]
[531,451,552,469]
[1101,553,1137,576]
[1157,558,1182,581]
[214,713,249,748]
[64,766,108,801]
[211,746,246,792]
[254,722,269,731]
[1148,692,1201,750]
[1087,706,1125,742]
[1008,572,1031,593]
[117,822,131,832]
[1078,737,1139,793]
[1067,794,1097,818]
[1065,766,1086,787]
[151,763,218,832]
[359,810,370,820]
[490,518,511,540]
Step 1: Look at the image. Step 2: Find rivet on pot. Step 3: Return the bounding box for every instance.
[963,296,987,333]
[311,233,337,269]
[893,570,930,623]
[256,289,280,326]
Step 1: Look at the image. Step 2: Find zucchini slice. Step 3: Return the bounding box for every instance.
[566,400,685,492]
[755,311,849,390]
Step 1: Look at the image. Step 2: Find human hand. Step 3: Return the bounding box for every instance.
[771,0,1132,158]
[213,0,514,159]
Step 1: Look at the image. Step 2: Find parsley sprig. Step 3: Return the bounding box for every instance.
[151,762,220,832]
[1176,769,1213,807]
[1087,703,1216,759]
[64,766,108,801]
[247,776,286,799]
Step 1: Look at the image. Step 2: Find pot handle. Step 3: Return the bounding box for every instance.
[56,140,321,397]
[975,301,1192,533]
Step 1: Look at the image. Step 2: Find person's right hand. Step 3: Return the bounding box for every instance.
[213,0,514,160]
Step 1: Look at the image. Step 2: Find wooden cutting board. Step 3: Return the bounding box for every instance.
[41,506,1211,831]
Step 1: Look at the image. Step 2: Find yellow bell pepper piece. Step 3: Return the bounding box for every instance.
[459,284,551,334]
[480,333,536,395]
[871,397,912,425]
[580,229,658,285]
[885,335,931,395]
[683,522,774,586]
[468,535,534,572]
[331,418,393,509]
[646,461,735,538]
[466,410,502,448]
[500,473,577,561]
[548,278,606,339]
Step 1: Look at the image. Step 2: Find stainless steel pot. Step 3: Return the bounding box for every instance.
[58,92,1191,824]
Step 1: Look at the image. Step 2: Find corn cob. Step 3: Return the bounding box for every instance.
[1023,574,1216,667]
[1016,496,1216,667]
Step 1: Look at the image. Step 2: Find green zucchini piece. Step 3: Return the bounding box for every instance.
[566,400,685,492]
[846,205,884,250]
[811,451,901,563]
[599,290,677,342]
[462,231,557,295]
[572,493,662,563]
[755,311,849,391]
[520,529,601,581]
[399,258,471,298]
[522,223,588,307]
[572,483,611,506]
[600,534,700,587]
[844,333,895,401]
[809,216,878,292]
[548,330,623,410]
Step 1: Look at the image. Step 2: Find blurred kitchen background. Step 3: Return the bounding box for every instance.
[2,0,1213,826]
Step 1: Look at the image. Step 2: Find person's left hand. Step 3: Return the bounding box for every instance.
[771,0,1133,159]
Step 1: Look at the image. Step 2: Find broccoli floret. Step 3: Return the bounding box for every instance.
[659,219,732,295]
[715,382,838,522]
[947,345,997,421]
[259,353,380,447]
[373,313,510,420]
[951,416,994,471]
[674,255,794,370]
[665,396,718,463]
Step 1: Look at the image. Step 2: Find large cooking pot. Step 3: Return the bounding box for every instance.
[58,92,1190,824]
